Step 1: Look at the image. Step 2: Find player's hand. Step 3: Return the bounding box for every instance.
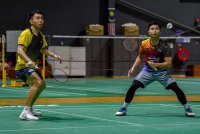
[128,68,134,78]
[53,54,62,63]
[27,61,37,69]
[148,61,158,71]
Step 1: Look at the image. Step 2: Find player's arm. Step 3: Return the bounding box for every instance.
[131,42,144,71]
[149,42,172,69]
[17,31,36,67]
[17,45,36,67]
[42,48,62,61]
[130,55,143,71]
[128,43,144,77]
[128,55,143,77]
[149,57,172,69]
[40,34,62,61]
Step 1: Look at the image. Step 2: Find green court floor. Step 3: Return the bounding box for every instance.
[0,78,200,134]
[0,102,200,134]
[1,78,200,99]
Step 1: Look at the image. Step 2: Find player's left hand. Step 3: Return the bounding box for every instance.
[53,54,62,63]
[148,61,157,68]
[128,68,134,78]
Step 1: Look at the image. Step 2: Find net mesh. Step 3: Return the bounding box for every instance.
[47,36,200,77]
[2,35,200,84]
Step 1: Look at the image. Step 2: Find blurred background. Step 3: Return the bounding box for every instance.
[1,0,200,80]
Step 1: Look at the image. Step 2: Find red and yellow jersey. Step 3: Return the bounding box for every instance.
[139,38,171,71]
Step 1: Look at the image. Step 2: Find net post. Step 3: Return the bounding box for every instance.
[42,53,45,79]
[1,35,7,87]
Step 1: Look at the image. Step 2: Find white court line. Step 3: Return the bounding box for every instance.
[143,122,200,127]
[0,87,86,96]
[0,124,145,132]
[0,105,161,111]
[2,102,200,110]
[0,103,200,132]
[40,109,143,126]
[48,85,159,95]
[178,81,200,86]
[61,86,126,94]
[0,103,198,109]
[0,104,143,126]
[159,104,200,110]
[71,86,159,95]
[47,84,126,93]
[0,122,200,133]
[178,81,200,84]
[1,122,200,133]
[44,90,87,96]
[39,105,200,128]
[0,103,157,109]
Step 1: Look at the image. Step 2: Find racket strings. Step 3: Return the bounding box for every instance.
[51,68,68,83]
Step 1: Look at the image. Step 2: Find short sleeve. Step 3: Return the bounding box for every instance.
[138,43,144,59]
[18,31,32,47]
[162,43,171,57]
[41,34,48,49]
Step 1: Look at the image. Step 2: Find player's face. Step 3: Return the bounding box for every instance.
[30,13,44,29]
[148,25,161,38]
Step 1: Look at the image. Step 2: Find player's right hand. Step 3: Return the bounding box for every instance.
[147,61,158,71]
[53,54,62,63]
[128,68,134,78]
[27,61,37,69]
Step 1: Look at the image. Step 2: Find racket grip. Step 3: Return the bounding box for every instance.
[153,67,158,71]
[25,63,38,69]
[147,61,158,71]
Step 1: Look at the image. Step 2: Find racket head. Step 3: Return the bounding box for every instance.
[51,68,69,83]
[123,38,138,52]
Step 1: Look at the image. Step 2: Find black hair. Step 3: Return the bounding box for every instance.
[28,10,44,21]
[148,21,161,30]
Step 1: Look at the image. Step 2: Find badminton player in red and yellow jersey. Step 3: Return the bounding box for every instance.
[116,21,195,117]
[15,10,61,120]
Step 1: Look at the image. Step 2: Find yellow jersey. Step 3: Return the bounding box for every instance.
[15,28,48,70]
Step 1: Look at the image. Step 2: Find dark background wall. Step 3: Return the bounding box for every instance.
[0,0,200,36]
[0,0,107,35]
[1,0,200,76]
[116,0,200,36]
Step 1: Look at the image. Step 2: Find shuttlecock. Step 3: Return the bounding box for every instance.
[167,23,173,29]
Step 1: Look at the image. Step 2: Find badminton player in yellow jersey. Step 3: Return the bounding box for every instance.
[116,21,195,117]
[15,10,61,120]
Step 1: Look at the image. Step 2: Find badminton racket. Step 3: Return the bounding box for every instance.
[144,57,158,71]
[123,38,139,52]
[25,62,69,83]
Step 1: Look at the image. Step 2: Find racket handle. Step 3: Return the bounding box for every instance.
[153,67,158,71]
[25,63,38,69]
[147,61,158,71]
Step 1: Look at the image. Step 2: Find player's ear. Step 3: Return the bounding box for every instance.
[148,30,151,35]
[29,19,33,25]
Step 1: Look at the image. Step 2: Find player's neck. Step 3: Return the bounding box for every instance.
[30,26,40,35]
[150,37,160,46]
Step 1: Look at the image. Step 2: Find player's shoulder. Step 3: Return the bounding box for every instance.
[159,40,169,47]
[19,28,32,37]
[39,31,44,35]
[39,31,46,38]
[141,38,150,45]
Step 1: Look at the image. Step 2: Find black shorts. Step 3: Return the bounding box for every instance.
[16,68,43,82]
